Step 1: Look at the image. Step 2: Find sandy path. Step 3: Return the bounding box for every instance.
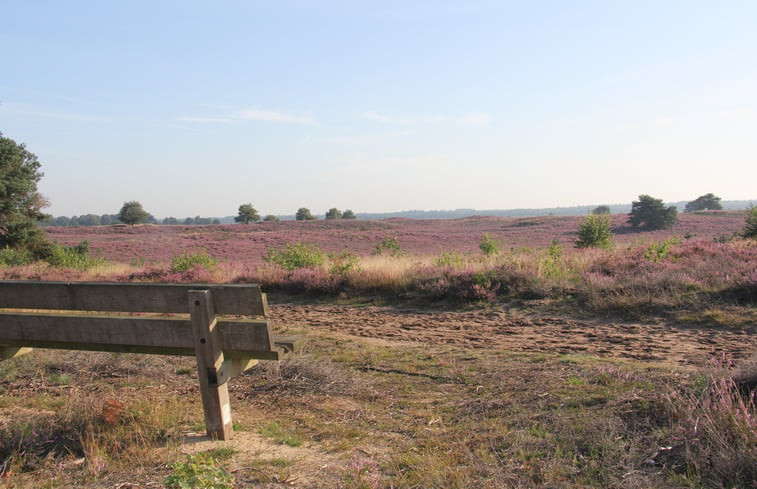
[270,304,756,365]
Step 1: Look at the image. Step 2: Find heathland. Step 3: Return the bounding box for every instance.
[0,211,755,488]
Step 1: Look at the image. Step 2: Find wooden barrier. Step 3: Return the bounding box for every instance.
[0,281,294,440]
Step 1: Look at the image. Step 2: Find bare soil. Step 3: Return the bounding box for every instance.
[270,303,757,366]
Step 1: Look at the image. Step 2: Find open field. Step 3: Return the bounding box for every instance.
[1,212,756,488]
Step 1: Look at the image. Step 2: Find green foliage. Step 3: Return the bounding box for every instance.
[163,452,234,489]
[295,207,316,221]
[0,246,34,267]
[325,207,342,220]
[592,205,611,215]
[627,194,678,230]
[644,238,679,262]
[118,201,149,225]
[263,214,280,222]
[576,214,613,249]
[328,251,362,276]
[372,236,402,256]
[342,209,356,219]
[170,250,218,272]
[743,205,757,239]
[434,250,464,268]
[234,203,259,224]
[478,233,499,256]
[0,133,50,252]
[46,241,105,270]
[258,420,304,447]
[684,193,723,212]
[264,242,324,270]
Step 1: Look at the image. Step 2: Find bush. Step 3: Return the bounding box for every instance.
[576,214,613,249]
[743,205,757,239]
[264,242,324,270]
[46,240,105,270]
[628,194,678,230]
[592,205,611,215]
[164,452,234,489]
[0,247,34,267]
[263,214,280,222]
[478,233,499,256]
[328,251,361,276]
[170,250,218,273]
[373,236,402,256]
[434,251,464,268]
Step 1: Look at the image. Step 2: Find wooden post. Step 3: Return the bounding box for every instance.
[189,290,233,440]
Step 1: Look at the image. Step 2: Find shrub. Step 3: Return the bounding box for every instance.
[576,214,613,249]
[685,193,723,212]
[373,236,402,257]
[0,246,34,267]
[164,452,234,489]
[592,205,611,215]
[170,250,218,273]
[263,214,280,222]
[46,240,105,270]
[478,233,499,256]
[328,251,361,276]
[434,250,464,268]
[743,205,757,239]
[295,207,316,221]
[628,194,678,230]
[264,242,324,270]
[325,208,342,220]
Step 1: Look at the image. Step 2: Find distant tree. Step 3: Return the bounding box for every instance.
[52,216,70,227]
[628,194,677,230]
[685,193,723,212]
[194,216,211,225]
[212,219,221,225]
[162,217,178,225]
[263,214,280,222]
[118,201,149,225]
[576,214,613,249]
[100,214,113,225]
[592,205,611,215]
[743,205,757,239]
[325,208,342,220]
[235,203,260,224]
[296,207,316,221]
[0,133,49,251]
[342,209,356,219]
[79,214,101,226]
[183,217,195,225]
[69,216,80,227]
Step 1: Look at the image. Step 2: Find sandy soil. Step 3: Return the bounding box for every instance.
[270,303,757,366]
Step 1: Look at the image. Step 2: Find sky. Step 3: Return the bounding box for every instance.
[1,0,756,218]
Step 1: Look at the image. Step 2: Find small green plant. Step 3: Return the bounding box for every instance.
[743,205,757,238]
[0,247,34,267]
[575,214,613,249]
[46,240,105,270]
[258,420,304,447]
[478,233,499,256]
[328,251,362,276]
[170,250,218,273]
[434,250,464,268]
[644,238,679,262]
[263,242,324,270]
[163,452,234,489]
[372,236,402,257]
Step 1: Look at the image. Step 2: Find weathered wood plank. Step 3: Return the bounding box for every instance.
[0,281,268,316]
[0,312,277,359]
[189,290,233,440]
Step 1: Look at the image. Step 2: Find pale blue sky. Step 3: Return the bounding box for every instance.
[2,1,755,218]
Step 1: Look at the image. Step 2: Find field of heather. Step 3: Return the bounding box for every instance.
[44,212,746,266]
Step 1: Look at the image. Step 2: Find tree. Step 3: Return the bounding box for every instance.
[685,193,723,212]
[342,209,356,219]
[235,203,260,224]
[263,214,280,222]
[118,201,149,225]
[743,205,757,239]
[592,205,611,215]
[627,194,677,230]
[325,208,342,220]
[0,133,49,251]
[576,213,613,249]
[296,207,316,221]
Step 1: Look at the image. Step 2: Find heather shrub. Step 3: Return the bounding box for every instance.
[743,205,757,238]
[373,236,402,257]
[264,241,324,270]
[575,214,613,249]
[170,250,218,273]
[478,233,499,256]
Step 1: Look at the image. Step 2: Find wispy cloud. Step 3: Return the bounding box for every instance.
[178,107,317,125]
[362,110,493,126]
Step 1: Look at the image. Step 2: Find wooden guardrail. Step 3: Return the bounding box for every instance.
[0,281,294,440]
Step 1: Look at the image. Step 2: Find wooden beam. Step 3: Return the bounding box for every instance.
[0,312,277,359]
[189,289,233,441]
[0,281,268,316]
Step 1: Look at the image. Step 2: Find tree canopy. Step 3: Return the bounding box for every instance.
[627,194,677,230]
[296,207,316,220]
[342,209,356,219]
[0,133,49,251]
[684,193,723,212]
[325,208,342,220]
[118,201,149,225]
[592,205,611,215]
[235,203,260,224]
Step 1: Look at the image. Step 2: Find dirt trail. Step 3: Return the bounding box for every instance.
[270,304,757,365]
